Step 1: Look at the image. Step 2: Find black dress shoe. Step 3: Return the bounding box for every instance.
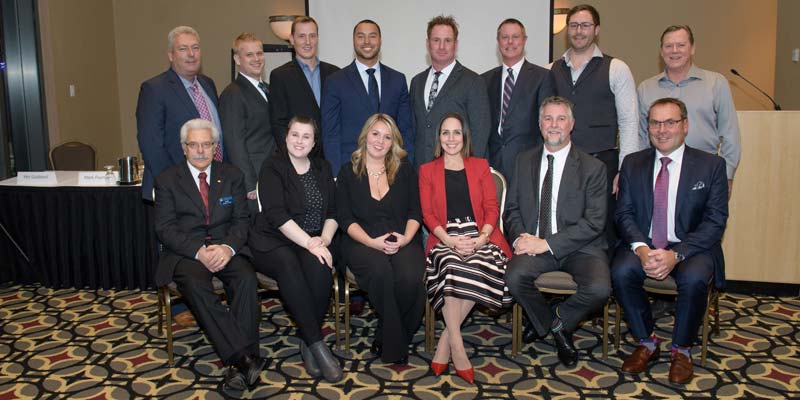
[370,340,382,357]
[522,320,539,344]
[392,354,408,365]
[236,354,266,388]
[552,330,578,367]
[223,366,247,391]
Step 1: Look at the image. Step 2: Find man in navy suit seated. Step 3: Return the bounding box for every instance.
[612,97,728,384]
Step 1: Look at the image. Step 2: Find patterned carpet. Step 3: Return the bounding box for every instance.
[0,284,798,399]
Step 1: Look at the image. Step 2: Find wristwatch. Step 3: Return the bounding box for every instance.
[674,251,685,263]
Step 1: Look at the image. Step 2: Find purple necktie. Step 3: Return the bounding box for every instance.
[652,157,671,249]
[190,82,223,162]
[500,68,515,136]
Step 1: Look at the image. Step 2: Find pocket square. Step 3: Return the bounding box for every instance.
[691,181,705,191]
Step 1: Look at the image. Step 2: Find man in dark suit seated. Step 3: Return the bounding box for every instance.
[504,96,610,367]
[612,97,728,384]
[322,19,414,175]
[154,119,263,390]
[269,16,339,159]
[482,18,551,183]
[409,15,490,167]
[137,26,222,202]
[219,32,277,215]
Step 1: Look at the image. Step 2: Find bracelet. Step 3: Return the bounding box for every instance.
[479,231,490,238]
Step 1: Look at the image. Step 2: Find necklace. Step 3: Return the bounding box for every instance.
[367,167,386,178]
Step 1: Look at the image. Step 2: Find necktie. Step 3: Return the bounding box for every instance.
[258,81,269,99]
[500,67,515,136]
[198,171,210,225]
[539,154,554,239]
[190,82,223,162]
[366,68,380,111]
[652,157,671,249]
[427,71,442,112]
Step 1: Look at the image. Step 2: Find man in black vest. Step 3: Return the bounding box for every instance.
[548,4,639,254]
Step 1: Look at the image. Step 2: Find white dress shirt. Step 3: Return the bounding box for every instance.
[423,60,456,110]
[631,144,686,251]
[355,60,382,99]
[185,161,236,257]
[536,142,571,237]
[239,72,268,102]
[497,58,525,134]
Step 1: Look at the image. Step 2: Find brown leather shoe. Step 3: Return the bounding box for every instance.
[621,345,660,374]
[668,352,693,384]
[173,310,197,327]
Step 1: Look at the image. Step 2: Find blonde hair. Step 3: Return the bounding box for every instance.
[351,114,407,185]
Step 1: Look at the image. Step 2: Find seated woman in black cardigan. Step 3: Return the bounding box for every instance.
[248,116,342,382]
[336,113,426,365]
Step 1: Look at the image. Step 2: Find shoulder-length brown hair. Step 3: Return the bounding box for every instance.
[433,112,473,158]
[350,113,407,185]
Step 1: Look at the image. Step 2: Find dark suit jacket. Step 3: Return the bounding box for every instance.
[615,145,728,287]
[248,152,336,253]
[268,59,339,157]
[137,68,219,200]
[321,61,414,175]
[409,62,491,167]
[219,73,277,193]
[481,60,551,182]
[504,144,607,259]
[418,156,511,257]
[153,161,250,286]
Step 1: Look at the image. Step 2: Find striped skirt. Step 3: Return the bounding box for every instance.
[425,217,511,313]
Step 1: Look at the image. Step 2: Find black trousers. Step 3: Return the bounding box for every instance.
[251,244,332,345]
[591,148,619,254]
[344,238,426,362]
[173,255,260,364]
[506,252,611,337]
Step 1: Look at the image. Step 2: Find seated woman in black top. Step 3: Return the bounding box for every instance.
[248,116,342,382]
[336,113,425,365]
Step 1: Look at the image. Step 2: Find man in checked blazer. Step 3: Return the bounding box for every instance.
[504,96,609,367]
[409,15,490,167]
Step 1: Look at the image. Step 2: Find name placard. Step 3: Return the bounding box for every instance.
[78,171,117,186]
[17,171,57,185]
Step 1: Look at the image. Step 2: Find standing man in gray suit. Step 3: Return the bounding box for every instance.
[504,96,610,367]
[409,15,490,167]
[482,18,551,183]
[219,33,277,215]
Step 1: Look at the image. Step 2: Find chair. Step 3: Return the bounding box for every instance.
[331,267,359,351]
[155,185,280,366]
[50,141,96,170]
[424,168,510,353]
[511,272,611,358]
[613,277,720,365]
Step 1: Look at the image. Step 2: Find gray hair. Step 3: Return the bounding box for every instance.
[538,96,574,121]
[168,26,200,51]
[180,118,219,143]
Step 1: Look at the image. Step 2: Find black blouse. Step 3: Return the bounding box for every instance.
[445,169,475,220]
[336,160,422,239]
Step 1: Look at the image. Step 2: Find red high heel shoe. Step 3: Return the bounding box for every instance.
[455,367,474,384]
[431,361,448,376]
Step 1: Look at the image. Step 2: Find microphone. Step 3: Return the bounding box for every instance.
[730,69,781,111]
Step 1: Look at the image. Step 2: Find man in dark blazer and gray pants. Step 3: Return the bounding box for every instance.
[154,119,263,390]
[482,18,551,183]
[269,16,338,159]
[219,33,277,215]
[504,96,610,367]
[409,15,490,167]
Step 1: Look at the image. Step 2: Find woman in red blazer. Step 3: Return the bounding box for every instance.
[418,112,512,384]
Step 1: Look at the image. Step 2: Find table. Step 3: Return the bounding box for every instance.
[0,171,158,289]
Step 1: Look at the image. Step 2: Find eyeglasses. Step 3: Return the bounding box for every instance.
[647,118,685,129]
[184,141,215,150]
[568,22,595,30]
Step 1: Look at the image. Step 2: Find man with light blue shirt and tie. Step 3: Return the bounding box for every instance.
[269,16,339,160]
[137,25,223,202]
[321,19,413,175]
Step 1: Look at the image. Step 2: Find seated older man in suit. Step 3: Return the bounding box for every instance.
[612,97,728,384]
[154,118,264,390]
[504,96,610,367]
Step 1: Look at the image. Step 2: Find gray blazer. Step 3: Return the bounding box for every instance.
[504,144,608,259]
[409,61,490,167]
[481,60,551,183]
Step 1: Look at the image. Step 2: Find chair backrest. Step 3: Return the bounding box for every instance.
[256,181,263,212]
[490,167,507,234]
[50,141,96,171]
